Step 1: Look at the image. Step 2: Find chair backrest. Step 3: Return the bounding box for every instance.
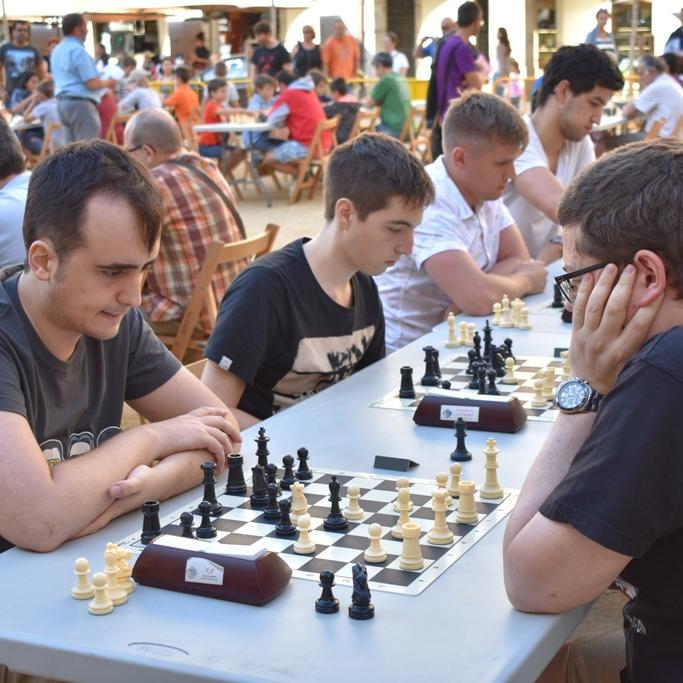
[169,223,280,360]
[349,106,379,140]
[37,122,62,161]
[303,116,339,164]
[644,117,666,141]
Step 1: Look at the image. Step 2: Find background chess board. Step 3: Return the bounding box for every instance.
[370,354,564,422]
[118,468,518,596]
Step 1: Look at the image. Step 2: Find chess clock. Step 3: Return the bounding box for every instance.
[554,378,601,413]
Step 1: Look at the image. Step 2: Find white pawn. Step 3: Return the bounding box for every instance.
[512,299,523,327]
[501,357,518,385]
[531,378,547,407]
[399,522,424,570]
[393,477,413,511]
[492,302,502,325]
[344,484,364,520]
[500,297,513,328]
[391,487,412,539]
[455,481,479,524]
[518,307,531,330]
[293,513,316,554]
[104,551,127,605]
[445,312,459,348]
[561,350,571,380]
[466,322,476,346]
[542,367,556,400]
[364,523,387,563]
[71,557,95,600]
[448,462,461,498]
[88,572,113,615]
[116,548,135,594]
[458,321,468,346]
[480,438,504,500]
[435,471,453,508]
[290,481,308,524]
[427,490,455,545]
[501,293,510,310]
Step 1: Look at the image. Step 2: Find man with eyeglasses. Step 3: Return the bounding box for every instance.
[504,139,683,680]
[0,20,47,104]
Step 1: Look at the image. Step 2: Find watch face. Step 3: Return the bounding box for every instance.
[557,380,590,410]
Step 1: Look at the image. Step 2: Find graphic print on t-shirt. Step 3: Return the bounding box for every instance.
[614,577,646,635]
[272,326,376,408]
[40,425,122,466]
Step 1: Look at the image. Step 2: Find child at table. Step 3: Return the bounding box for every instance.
[243,74,276,156]
[24,79,64,151]
[163,66,199,127]
[9,72,43,154]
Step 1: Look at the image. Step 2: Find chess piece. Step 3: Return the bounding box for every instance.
[265,462,280,494]
[348,563,374,620]
[180,511,195,538]
[451,417,472,461]
[466,348,477,375]
[466,322,476,346]
[480,438,504,499]
[468,361,481,389]
[483,321,493,360]
[399,522,424,570]
[542,367,556,400]
[255,427,270,469]
[500,297,513,328]
[501,357,518,385]
[518,307,532,330]
[250,466,269,508]
[275,499,297,536]
[561,350,571,380]
[455,481,479,524]
[473,331,482,360]
[492,302,502,325]
[290,481,309,524]
[225,453,247,495]
[88,572,113,615]
[399,365,416,399]
[263,482,281,519]
[196,500,217,539]
[391,487,412,539]
[420,346,439,386]
[445,312,459,347]
[503,338,515,360]
[324,475,348,530]
[486,368,500,395]
[477,365,487,394]
[315,570,339,613]
[364,523,387,563]
[552,282,564,308]
[531,379,547,407]
[200,461,223,516]
[293,513,316,554]
[116,548,135,594]
[441,379,452,390]
[71,558,95,600]
[432,348,441,378]
[280,455,297,490]
[448,463,461,498]
[458,321,468,345]
[435,471,453,508]
[104,551,127,605]
[140,500,161,545]
[343,484,364,520]
[296,447,313,480]
[512,299,523,327]
[393,477,413,511]
[427,490,455,545]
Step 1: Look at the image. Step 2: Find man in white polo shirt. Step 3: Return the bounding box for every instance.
[376,92,547,353]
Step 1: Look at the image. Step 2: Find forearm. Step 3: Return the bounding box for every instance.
[537,241,562,265]
[455,271,534,315]
[233,407,260,430]
[488,256,525,277]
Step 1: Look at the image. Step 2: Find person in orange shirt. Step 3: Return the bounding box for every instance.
[163,66,199,125]
[321,20,360,81]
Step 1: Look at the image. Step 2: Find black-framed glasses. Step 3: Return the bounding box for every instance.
[554,263,609,303]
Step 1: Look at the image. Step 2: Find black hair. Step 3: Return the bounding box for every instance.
[207,78,227,95]
[0,119,25,179]
[330,77,348,95]
[457,2,482,28]
[61,13,84,36]
[372,52,393,70]
[276,70,296,87]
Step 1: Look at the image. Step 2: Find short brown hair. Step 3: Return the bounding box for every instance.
[254,21,271,35]
[558,138,683,298]
[324,133,434,221]
[442,91,528,153]
[37,79,54,98]
[175,66,191,83]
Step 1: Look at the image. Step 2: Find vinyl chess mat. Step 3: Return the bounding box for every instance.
[371,355,563,422]
[118,468,518,596]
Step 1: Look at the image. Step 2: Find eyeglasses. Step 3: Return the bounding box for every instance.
[554,263,609,303]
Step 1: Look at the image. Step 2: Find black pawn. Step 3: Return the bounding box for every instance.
[503,338,515,361]
[141,500,161,545]
[468,362,480,390]
[433,348,441,378]
[324,475,348,530]
[315,570,340,614]
[196,501,217,539]
[473,332,482,360]
[441,379,451,390]
[200,461,223,516]
[477,365,487,394]
[348,564,374,620]
[399,366,416,399]
[421,346,439,386]
[255,427,270,469]
[180,511,195,538]
[451,417,472,462]
[552,282,564,308]
[226,453,247,495]
[466,349,477,375]
[296,447,313,480]
[266,462,280,494]
[280,455,296,490]
[491,346,505,378]
[275,499,297,536]
[263,482,281,519]
[250,465,269,508]
[486,368,500,395]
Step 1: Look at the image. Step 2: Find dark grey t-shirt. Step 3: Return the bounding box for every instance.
[0,267,181,549]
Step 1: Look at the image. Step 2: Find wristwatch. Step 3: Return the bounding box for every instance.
[554,377,602,414]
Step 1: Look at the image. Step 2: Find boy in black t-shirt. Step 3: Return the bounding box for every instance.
[249,21,292,80]
[0,141,240,553]
[202,133,435,428]
[503,139,683,681]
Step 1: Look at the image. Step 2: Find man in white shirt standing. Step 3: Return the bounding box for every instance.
[623,55,683,138]
[382,32,409,77]
[376,92,547,353]
[504,44,624,264]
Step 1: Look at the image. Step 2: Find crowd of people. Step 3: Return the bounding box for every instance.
[2,3,683,682]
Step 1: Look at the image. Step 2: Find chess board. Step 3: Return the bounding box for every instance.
[371,354,563,422]
[118,468,518,596]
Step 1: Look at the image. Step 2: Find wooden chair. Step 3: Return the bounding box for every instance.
[157,223,280,361]
[184,358,207,380]
[105,113,133,146]
[644,118,666,141]
[348,106,379,140]
[37,122,62,161]
[270,117,339,204]
[399,105,432,164]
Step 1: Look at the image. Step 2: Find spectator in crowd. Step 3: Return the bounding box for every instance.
[661,52,683,87]
[201,61,240,108]
[414,17,456,61]
[324,77,359,144]
[42,37,59,73]
[291,25,322,78]
[0,119,29,268]
[309,69,331,102]
[382,32,409,76]
[250,21,292,80]
[164,65,200,127]
[0,20,47,104]
[664,8,683,55]
[9,72,44,154]
[23,79,65,150]
[321,20,359,81]
[50,13,117,143]
[95,43,109,73]
[118,72,163,113]
[368,53,410,138]
[190,32,210,74]
[124,109,248,344]
[585,8,617,61]
[494,28,511,96]
[119,55,138,98]
[506,59,524,109]
[503,44,623,263]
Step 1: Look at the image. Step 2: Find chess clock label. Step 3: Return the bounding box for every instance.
[185,557,224,585]
[440,405,480,423]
